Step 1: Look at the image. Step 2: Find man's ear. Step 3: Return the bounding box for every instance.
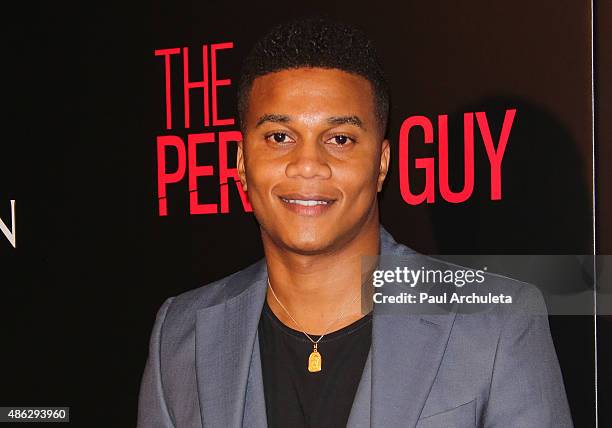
[377,139,390,192]
[237,139,247,192]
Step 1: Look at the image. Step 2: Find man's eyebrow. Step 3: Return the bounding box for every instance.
[327,115,364,129]
[255,114,365,129]
[255,114,291,127]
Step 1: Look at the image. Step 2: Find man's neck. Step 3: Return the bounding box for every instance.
[262,220,380,335]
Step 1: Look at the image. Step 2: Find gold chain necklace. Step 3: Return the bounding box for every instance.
[266,277,360,373]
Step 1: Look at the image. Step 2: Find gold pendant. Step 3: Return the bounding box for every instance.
[308,343,322,372]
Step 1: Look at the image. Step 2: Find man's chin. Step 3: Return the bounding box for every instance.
[286,245,332,256]
[276,225,364,256]
[280,235,334,256]
[260,216,373,256]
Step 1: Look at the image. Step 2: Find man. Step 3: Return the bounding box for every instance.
[138,17,572,427]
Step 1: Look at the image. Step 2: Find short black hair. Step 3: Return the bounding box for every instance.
[237,17,390,137]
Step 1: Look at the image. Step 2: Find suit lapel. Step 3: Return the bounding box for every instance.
[370,310,456,427]
[195,261,269,428]
[243,330,268,428]
[345,311,456,428]
[367,226,457,427]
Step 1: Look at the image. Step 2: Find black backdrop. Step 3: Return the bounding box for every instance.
[1,1,607,426]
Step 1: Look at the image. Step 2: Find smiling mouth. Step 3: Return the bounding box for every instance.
[277,194,337,215]
[280,197,332,206]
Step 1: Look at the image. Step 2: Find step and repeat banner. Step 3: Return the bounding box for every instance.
[1,0,607,426]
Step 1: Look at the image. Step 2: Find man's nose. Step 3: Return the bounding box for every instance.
[285,139,332,179]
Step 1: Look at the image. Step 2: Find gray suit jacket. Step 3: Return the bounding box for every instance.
[137,226,573,428]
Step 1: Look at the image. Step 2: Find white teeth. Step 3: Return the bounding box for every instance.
[282,198,330,206]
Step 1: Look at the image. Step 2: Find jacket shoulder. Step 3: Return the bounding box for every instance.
[162,258,266,329]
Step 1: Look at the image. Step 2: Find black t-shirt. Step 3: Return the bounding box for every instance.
[258,299,372,428]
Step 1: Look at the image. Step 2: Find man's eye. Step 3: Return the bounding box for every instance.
[267,132,292,144]
[328,135,352,145]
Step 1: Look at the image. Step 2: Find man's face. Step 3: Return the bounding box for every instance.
[238,67,390,254]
